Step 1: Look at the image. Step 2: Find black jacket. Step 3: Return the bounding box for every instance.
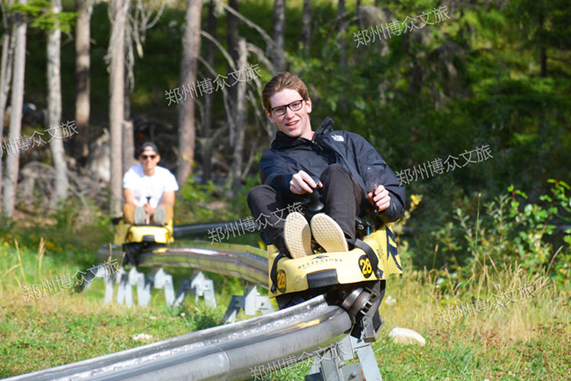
[260,117,406,223]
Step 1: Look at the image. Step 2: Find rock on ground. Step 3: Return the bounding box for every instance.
[388,327,426,346]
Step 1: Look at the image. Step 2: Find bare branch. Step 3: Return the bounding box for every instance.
[200,30,236,70]
[220,2,277,50]
[246,42,275,74]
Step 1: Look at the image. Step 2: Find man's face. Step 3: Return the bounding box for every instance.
[139,147,160,172]
[267,88,313,139]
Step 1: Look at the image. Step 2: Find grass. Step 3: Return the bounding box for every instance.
[371,264,571,381]
[0,232,245,378]
[258,257,571,380]
[1,228,570,380]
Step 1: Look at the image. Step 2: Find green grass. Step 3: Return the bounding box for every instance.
[368,261,571,381]
[1,226,570,380]
[257,259,571,380]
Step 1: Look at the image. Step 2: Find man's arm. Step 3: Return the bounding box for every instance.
[381,161,405,221]
[162,190,175,206]
[262,155,322,196]
[260,151,298,196]
[124,188,136,206]
[351,134,406,223]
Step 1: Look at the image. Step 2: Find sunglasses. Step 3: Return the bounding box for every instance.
[141,154,157,160]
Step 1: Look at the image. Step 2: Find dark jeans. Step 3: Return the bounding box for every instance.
[247,164,370,253]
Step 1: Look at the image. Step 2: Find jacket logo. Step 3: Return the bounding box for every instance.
[331,135,345,142]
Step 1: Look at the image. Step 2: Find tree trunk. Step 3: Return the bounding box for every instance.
[226,0,239,108]
[176,0,203,185]
[230,38,247,190]
[272,0,286,72]
[123,7,134,174]
[301,0,311,56]
[201,0,217,184]
[404,33,422,93]
[356,0,362,30]
[109,0,127,215]
[337,0,347,68]
[0,10,15,196]
[337,0,348,113]
[74,0,91,162]
[2,0,26,219]
[47,0,68,207]
[122,120,134,174]
[538,11,547,78]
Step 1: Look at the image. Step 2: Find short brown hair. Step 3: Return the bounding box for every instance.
[262,72,309,113]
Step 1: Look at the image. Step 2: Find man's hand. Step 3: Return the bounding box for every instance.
[143,203,155,216]
[368,185,391,212]
[290,170,322,195]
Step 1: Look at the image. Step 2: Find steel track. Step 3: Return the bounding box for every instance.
[6,242,355,380]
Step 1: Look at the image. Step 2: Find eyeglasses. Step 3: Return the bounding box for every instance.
[141,154,157,160]
[270,99,306,116]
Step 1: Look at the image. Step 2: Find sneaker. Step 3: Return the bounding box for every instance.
[134,207,146,225]
[154,206,167,226]
[310,213,348,253]
[284,212,312,258]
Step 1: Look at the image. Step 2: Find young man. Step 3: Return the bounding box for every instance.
[123,142,179,225]
[247,72,406,258]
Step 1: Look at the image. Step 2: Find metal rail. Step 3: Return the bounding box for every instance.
[138,241,269,287]
[7,240,384,380]
[173,222,238,239]
[7,296,352,381]
[98,241,269,288]
[172,222,413,238]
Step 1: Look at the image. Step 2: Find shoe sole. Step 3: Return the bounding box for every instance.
[154,207,167,226]
[134,207,146,225]
[311,213,348,253]
[284,212,312,259]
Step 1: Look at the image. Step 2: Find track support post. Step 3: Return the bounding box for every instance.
[151,267,175,306]
[115,267,134,306]
[349,336,383,381]
[305,336,382,381]
[103,266,175,307]
[222,284,273,324]
[174,271,216,307]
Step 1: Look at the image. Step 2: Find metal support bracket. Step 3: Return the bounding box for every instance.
[350,336,383,381]
[103,266,175,307]
[115,267,134,306]
[174,271,216,307]
[222,284,273,324]
[305,336,382,381]
[151,267,175,306]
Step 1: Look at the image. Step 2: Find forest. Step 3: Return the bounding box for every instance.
[0,0,570,379]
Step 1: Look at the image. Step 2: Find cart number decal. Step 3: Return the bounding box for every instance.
[359,256,373,278]
[276,270,286,292]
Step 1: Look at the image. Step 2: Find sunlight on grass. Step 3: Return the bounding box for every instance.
[376,262,570,380]
[1,227,569,380]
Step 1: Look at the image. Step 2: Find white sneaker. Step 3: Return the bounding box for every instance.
[310,213,348,253]
[134,207,146,225]
[284,212,312,258]
[154,206,167,226]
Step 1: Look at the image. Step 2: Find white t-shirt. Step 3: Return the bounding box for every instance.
[123,165,179,208]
